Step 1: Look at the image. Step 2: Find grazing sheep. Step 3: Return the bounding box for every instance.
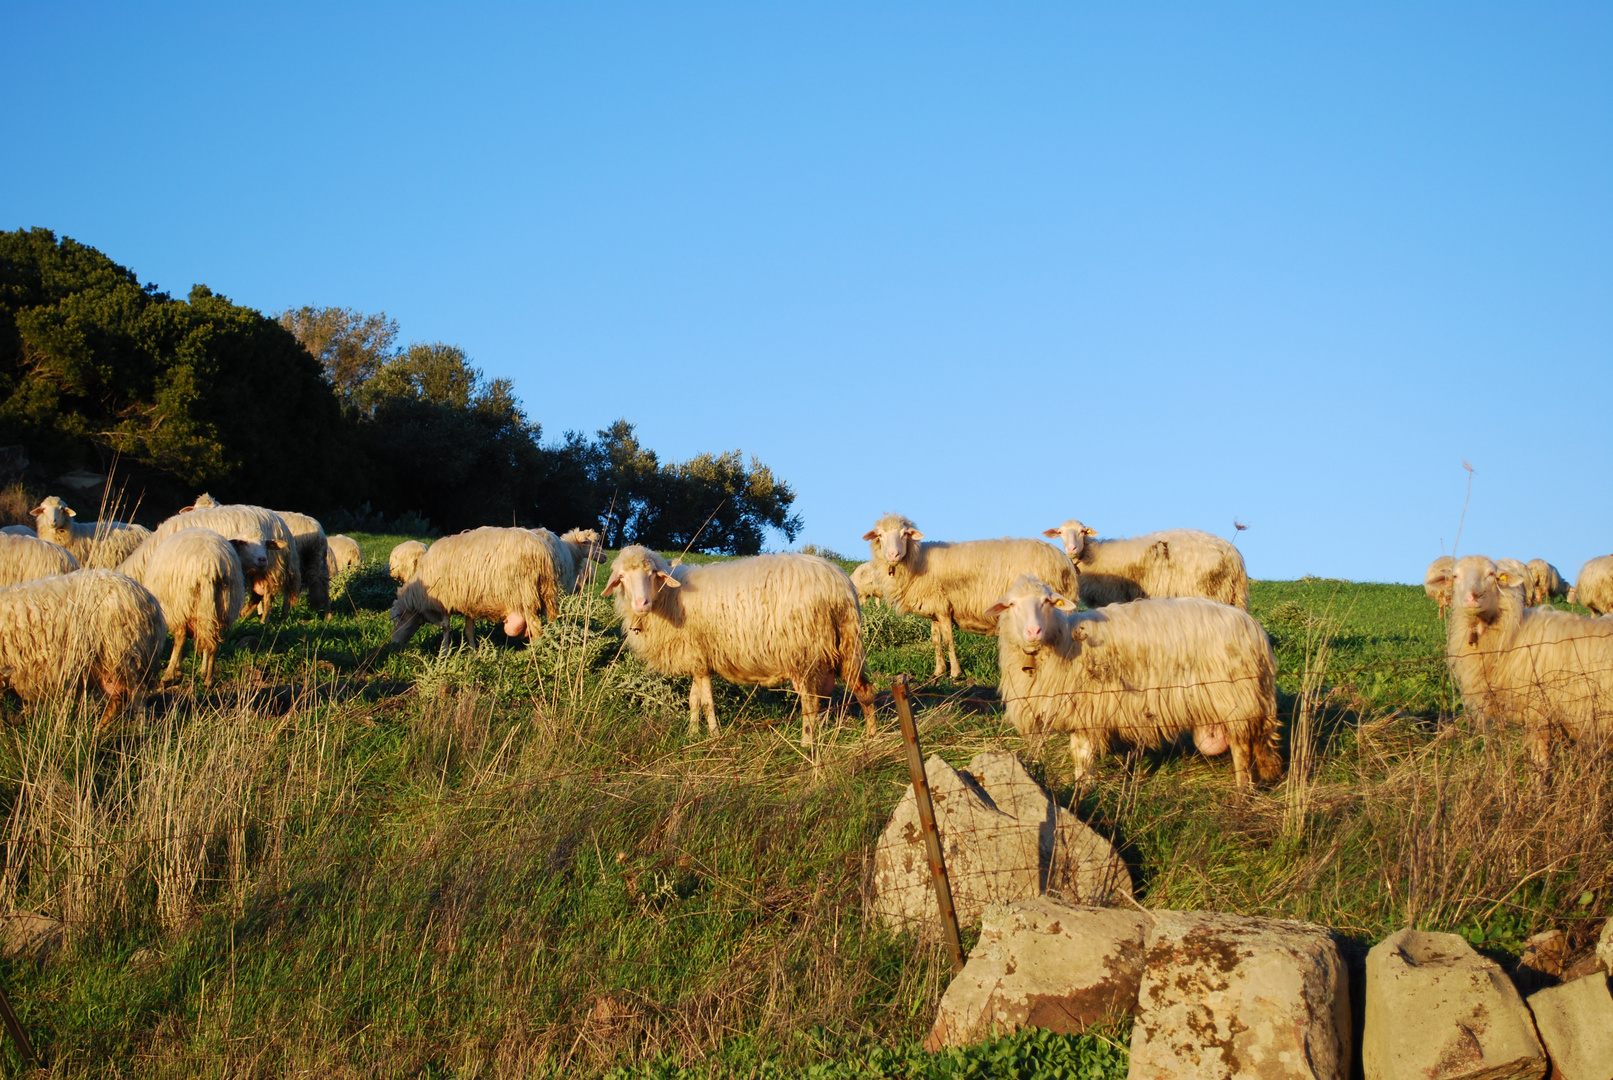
[1524,560,1568,606]
[389,540,427,583]
[129,528,260,686]
[1424,555,1456,618]
[273,510,332,618]
[1,525,35,537]
[1433,555,1613,767]
[0,569,165,725]
[1043,520,1249,610]
[29,495,151,569]
[862,514,1079,679]
[1572,555,1613,616]
[605,546,877,744]
[989,574,1283,790]
[558,528,603,593]
[0,533,80,587]
[326,534,362,576]
[119,505,298,622]
[389,527,561,651]
[850,561,883,605]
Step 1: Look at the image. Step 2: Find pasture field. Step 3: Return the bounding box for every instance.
[0,537,1607,1078]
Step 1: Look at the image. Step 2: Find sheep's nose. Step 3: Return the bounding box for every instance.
[1025,623,1042,640]
[633,599,651,614]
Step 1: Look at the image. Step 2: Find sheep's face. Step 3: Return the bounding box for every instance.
[29,497,74,533]
[229,539,270,576]
[1452,556,1507,622]
[986,576,1076,654]
[604,548,680,616]
[862,518,922,568]
[1424,556,1456,607]
[1042,520,1095,560]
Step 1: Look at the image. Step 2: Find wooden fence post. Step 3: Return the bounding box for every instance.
[892,675,966,973]
[0,978,39,1068]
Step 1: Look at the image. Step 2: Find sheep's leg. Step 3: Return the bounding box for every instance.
[702,677,719,734]
[940,618,963,680]
[1229,740,1253,791]
[160,628,188,685]
[439,613,455,656]
[929,620,946,678]
[852,677,878,738]
[1527,722,1552,773]
[464,617,477,648]
[1068,732,1100,787]
[794,676,819,748]
[200,647,215,689]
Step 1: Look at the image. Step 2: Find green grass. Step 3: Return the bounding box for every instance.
[0,543,1606,1077]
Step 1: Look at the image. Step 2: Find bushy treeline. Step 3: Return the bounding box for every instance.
[0,229,800,552]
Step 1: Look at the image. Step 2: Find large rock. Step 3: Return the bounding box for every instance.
[1527,973,1613,1080]
[925,898,1147,1049]
[1362,928,1545,1080]
[0,911,62,959]
[1128,910,1351,1080]
[872,754,1128,936]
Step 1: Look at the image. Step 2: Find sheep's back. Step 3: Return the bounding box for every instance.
[139,529,246,637]
[897,538,1076,632]
[0,570,165,699]
[418,528,552,617]
[0,534,80,586]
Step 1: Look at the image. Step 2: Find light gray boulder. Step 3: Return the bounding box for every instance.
[925,898,1147,1049]
[1363,928,1545,1080]
[1128,910,1351,1080]
[1527,973,1613,1080]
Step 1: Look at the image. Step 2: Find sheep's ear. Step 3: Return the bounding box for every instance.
[179,504,195,513]
[1081,527,1096,537]
[1041,528,1062,538]
[1497,571,1511,585]
[860,529,879,541]
[904,528,924,540]
[266,539,287,550]
[603,569,624,595]
[28,505,42,518]
[986,599,1011,617]
[65,506,76,518]
[1051,593,1077,612]
[655,571,682,588]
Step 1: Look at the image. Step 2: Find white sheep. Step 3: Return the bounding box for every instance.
[29,495,151,569]
[127,527,262,686]
[1,525,35,537]
[119,505,298,622]
[326,534,363,576]
[180,493,219,512]
[389,540,428,583]
[0,533,80,587]
[1043,520,1249,610]
[273,510,332,618]
[389,527,561,651]
[1424,555,1456,618]
[1526,559,1569,606]
[989,574,1283,790]
[604,546,877,744]
[1571,555,1612,616]
[0,569,166,725]
[1431,555,1613,767]
[558,528,603,593]
[850,561,883,605]
[862,513,1079,679]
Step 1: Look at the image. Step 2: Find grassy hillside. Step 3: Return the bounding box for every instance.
[0,541,1606,1077]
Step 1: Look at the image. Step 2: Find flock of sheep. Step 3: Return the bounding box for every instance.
[0,491,1608,787]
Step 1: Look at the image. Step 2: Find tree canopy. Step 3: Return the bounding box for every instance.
[0,230,801,552]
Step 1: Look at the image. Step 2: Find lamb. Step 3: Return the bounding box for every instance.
[862,513,1079,679]
[1044,520,1249,610]
[127,528,263,686]
[989,574,1284,790]
[1526,560,1569,606]
[0,533,80,587]
[604,546,877,744]
[273,510,332,618]
[1,525,35,537]
[1431,555,1613,767]
[326,534,362,576]
[1571,555,1613,616]
[389,540,427,583]
[29,495,151,569]
[389,527,562,651]
[1424,556,1456,617]
[118,505,298,622]
[850,561,883,605]
[0,569,166,725]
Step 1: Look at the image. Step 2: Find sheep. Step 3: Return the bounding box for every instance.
[389,527,561,652]
[850,561,883,605]
[0,534,80,588]
[118,505,298,622]
[558,528,603,593]
[389,540,427,583]
[1,525,35,537]
[1526,560,1569,606]
[862,513,1079,679]
[0,569,165,725]
[180,493,219,512]
[1432,555,1613,768]
[604,546,876,744]
[1043,520,1249,610]
[1572,555,1613,616]
[988,574,1283,790]
[273,510,332,618]
[128,528,262,686]
[326,534,362,576]
[1425,555,1456,618]
[29,495,151,569]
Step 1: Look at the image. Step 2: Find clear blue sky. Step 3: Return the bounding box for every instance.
[3,3,1608,582]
